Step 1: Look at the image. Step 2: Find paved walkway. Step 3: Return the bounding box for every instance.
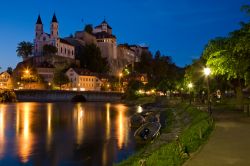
[184,110,250,166]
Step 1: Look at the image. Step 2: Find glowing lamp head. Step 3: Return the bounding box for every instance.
[188,83,193,88]
[119,73,123,77]
[204,67,211,76]
[25,69,29,74]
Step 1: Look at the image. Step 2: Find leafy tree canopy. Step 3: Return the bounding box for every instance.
[84,24,93,34]
[78,44,109,73]
[53,70,69,90]
[16,41,33,60]
[7,67,13,75]
[43,44,58,56]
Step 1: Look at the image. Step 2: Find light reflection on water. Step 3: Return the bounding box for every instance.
[0,102,136,166]
[0,105,5,159]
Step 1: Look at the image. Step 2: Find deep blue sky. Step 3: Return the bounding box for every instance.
[0,0,249,70]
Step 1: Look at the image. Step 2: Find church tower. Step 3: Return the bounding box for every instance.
[101,20,108,33]
[35,15,43,38]
[50,13,58,38]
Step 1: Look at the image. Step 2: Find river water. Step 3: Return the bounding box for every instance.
[0,102,140,166]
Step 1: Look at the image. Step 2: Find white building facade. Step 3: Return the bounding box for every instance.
[66,68,102,91]
[33,14,75,59]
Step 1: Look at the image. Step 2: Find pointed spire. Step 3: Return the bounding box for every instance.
[52,13,58,23]
[36,14,42,24]
[102,18,107,24]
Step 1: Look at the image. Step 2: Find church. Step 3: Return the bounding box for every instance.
[31,13,149,76]
[34,14,75,59]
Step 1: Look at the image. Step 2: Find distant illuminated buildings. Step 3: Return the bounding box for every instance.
[66,68,102,91]
[0,71,12,89]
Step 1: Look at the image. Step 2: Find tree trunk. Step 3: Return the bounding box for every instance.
[235,78,243,110]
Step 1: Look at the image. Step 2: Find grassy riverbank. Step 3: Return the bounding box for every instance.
[115,100,214,166]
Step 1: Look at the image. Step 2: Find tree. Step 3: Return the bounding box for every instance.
[203,23,250,101]
[84,24,93,34]
[16,41,33,60]
[157,79,171,95]
[43,44,58,55]
[78,44,109,73]
[241,4,250,15]
[125,80,144,99]
[53,71,69,90]
[7,67,13,75]
[136,50,153,75]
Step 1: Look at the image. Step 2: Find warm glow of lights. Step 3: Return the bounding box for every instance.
[188,83,193,88]
[75,103,84,144]
[0,105,5,159]
[47,103,52,150]
[118,110,124,149]
[204,67,211,76]
[115,104,128,149]
[119,73,123,77]
[16,103,34,163]
[23,104,30,138]
[137,105,143,113]
[80,88,85,91]
[106,103,111,139]
[138,89,145,94]
[24,69,29,74]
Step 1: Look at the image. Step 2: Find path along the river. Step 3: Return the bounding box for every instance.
[184,109,250,166]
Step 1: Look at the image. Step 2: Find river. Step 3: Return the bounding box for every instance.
[0,102,140,166]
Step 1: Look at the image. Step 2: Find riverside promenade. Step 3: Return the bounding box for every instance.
[184,109,250,166]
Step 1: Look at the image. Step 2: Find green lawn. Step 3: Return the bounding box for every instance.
[115,104,214,166]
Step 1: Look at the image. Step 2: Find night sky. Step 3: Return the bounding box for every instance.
[0,0,249,70]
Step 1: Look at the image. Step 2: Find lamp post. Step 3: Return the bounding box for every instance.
[48,82,51,90]
[188,83,193,104]
[204,67,211,116]
[24,68,30,89]
[118,73,122,92]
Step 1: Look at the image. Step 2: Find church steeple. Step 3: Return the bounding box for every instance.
[52,13,58,23]
[50,13,59,38]
[36,14,43,24]
[35,14,43,38]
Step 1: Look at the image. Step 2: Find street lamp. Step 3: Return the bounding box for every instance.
[107,84,110,91]
[48,82,51,90]
[25,69,29,74]
[118,73,123,92]
[24,68,30,89]
[188,82,193,104]
[203,67,211,116]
